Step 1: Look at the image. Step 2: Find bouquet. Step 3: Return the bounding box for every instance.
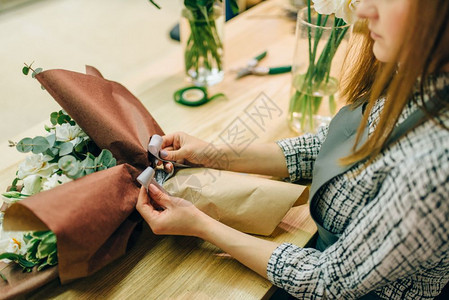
[0,108,117,274]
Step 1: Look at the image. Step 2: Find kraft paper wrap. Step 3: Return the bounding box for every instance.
[163,168,308,236]
[1,66,307,298]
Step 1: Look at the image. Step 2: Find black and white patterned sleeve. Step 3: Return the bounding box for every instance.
[267,148,449,299]
[276,125,329,182]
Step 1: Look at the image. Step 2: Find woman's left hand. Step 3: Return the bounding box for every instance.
[136,184,206,237]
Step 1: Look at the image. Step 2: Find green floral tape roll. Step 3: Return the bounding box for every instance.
[174,86,225,107]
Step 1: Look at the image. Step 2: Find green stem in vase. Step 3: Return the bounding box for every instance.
[183,1,223,83]
[289,5,350,133]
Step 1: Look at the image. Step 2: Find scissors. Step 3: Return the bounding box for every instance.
[235,51,292,79]
[137,134,190,192]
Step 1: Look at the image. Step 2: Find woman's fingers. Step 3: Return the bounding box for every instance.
[161,133,176,149]
[148,184,172,208]
[164,162,173,173]
[136,186,156,221]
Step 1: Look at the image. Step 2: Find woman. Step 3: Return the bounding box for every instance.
[136,0,449,298]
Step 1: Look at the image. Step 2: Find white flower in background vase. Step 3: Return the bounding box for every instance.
[55,123,88,146]
[312,0,358,24]
[17,154,58,180]
[42,174,72,191]
[21,174,42,195]
[335,0,358,24]
[312,0,338,15]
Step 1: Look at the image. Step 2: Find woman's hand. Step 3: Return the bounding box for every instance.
[158,131,289,178]
[159,132,211,173]
[136,184,206,236]
[136,184,280,279]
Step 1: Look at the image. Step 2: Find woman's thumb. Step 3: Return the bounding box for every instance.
[160,149,182,162]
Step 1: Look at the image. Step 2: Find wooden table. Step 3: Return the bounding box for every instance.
[1,1,317,298]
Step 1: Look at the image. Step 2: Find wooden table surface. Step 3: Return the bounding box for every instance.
[1,1,318,299]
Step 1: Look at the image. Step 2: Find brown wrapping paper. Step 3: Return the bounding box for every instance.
[36,66,164,169]
[1,66,161,298]
[164,168,309,236]
[4,164,140,282]
[1,66,307,297]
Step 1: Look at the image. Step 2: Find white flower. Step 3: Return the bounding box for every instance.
[312,0,358,24]
[55,123,88,146]
[21,174,42,195]
[42,174,72,191]
[17,154,58,180]
[312,0,339,15]
[0,228,28,262]
[335,0,358,24]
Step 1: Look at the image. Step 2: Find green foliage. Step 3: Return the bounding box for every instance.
[1,191,28,202]
[22,62,43,79]
[22,66,30,75]
[57,149,116,179]
[50,110,75,126]
[24,231,58,271]
[16,136,50,154]
[0,231,58,272]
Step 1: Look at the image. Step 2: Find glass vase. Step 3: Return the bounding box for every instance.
[288,6,351,134]
[180,1,224,86]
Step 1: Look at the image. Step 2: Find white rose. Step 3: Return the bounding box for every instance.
[42,174,72,191]
[17,154,58,180]
[21,174,42,195]
[55,123,87,145]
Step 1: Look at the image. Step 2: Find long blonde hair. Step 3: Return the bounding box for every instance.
[340,0,449,165]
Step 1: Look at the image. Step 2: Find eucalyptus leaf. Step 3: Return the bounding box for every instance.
[45,147,58,158]
[46,134,56,147]
[58,155,79,177]
[57,114,68,125]
[81,155,95,175]
[74,141,85,153]
[16,137,33,153]
[31,67,43,78]
[97,149,116,169]
[50,112,58,125]
[22,66,30,75]
[31,136,50,154]
[59,142,74,156]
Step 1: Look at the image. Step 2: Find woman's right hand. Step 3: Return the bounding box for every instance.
[159,132,211,172]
